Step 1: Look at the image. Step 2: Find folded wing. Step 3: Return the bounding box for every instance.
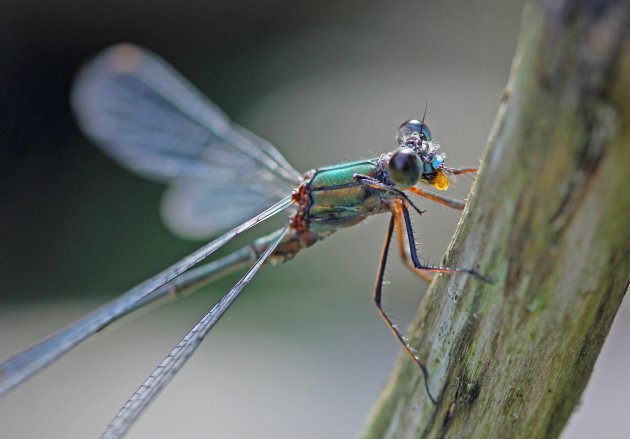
[72,44,299,239]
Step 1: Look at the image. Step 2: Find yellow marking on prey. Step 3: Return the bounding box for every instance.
[432,170,449,191]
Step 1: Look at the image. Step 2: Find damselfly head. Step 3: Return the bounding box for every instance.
[394,120,449,190]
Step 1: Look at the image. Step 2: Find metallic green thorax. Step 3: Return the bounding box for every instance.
[260,156,398,264]
[307,159,389,231]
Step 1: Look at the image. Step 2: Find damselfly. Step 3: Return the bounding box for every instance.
[0,44,487,438]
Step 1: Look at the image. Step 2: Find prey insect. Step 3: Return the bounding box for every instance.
[0,44,486,438]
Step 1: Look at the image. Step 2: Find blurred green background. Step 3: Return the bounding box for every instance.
[1,1,627,438]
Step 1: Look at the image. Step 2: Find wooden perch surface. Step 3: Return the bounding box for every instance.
[361,1,630,438]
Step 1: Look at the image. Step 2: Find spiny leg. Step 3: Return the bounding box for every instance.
[391,201,434,283]
[407,186,466,211]
[355,173,484,279]
[401,203,488,281]
[353,174,426,216]
[374,214,438,405]
[406,166,479,210]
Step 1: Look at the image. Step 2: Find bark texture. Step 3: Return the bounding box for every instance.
[360,1,630,438]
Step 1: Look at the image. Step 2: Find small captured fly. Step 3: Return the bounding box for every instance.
[0,44,487,438]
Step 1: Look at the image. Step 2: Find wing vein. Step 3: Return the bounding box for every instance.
[101,225,290,439]
[0,196,292,396]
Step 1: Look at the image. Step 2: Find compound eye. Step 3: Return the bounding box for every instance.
[389,147,421,187]
[396,119,432,145]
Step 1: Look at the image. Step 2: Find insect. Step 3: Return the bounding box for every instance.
[0,44,486,438]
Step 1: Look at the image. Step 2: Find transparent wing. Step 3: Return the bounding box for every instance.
[0,196,293,398]
[72,43,299,185]
[102,226,290,439]
[160,181,288,240]
[72,44,299,237]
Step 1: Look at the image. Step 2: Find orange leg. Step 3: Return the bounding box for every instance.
[447,167,478,175]
[407,186,466,210]
[392,202,434,284]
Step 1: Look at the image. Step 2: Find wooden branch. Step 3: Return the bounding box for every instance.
[360,1,630,438]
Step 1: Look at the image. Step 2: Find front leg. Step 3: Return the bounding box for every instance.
[408,186,466,210]
[409,166,478,210]
[353,174,425,215]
